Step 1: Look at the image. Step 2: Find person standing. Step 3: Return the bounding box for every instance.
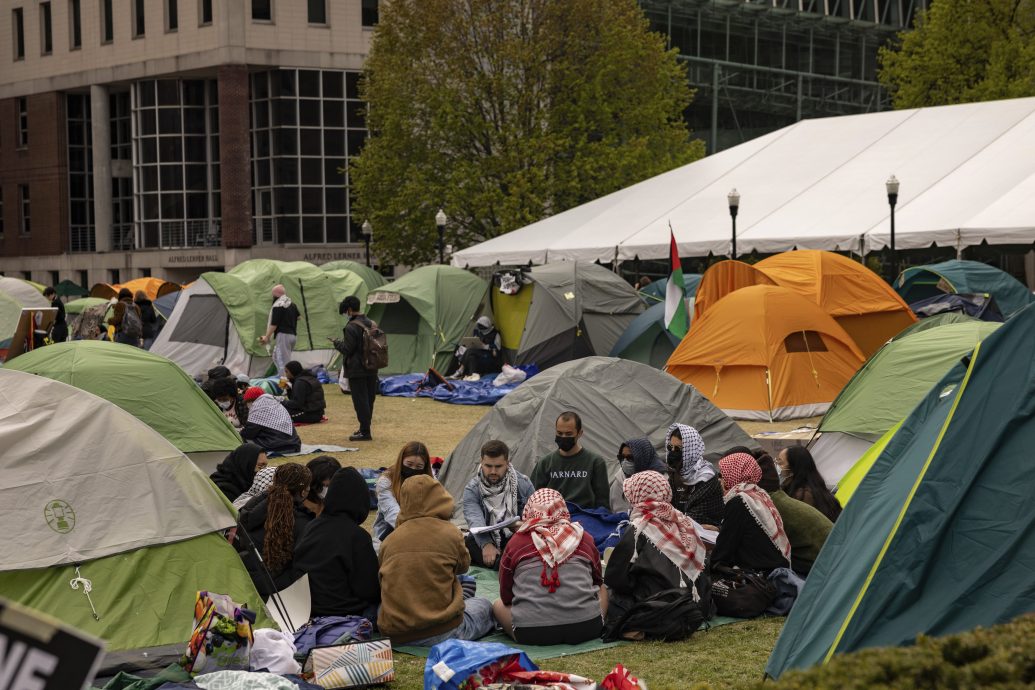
[337,295,378,442]
[259,284,299,377]
[43,287,68,344]
[134,290,159,349]
[109,288,143,346]
[461,440,535,569]
[530,411,611,510]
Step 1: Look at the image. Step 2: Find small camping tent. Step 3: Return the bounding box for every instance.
[439,357,753,515]
[151,259,346,377]
[766,303,1035,678]
[55,279,89,298]
[490,263,644,370]
[0,276,49,308]
[366,265,489,375]
[0,368,267,661]
[638,274,702,304]
[5,341,243,472]
[609,301,684,368]
[810,320,1000,486]
[692,261,776,321]
[895,259,1033,319]
[666,285,865,421]
[90,277,182,301]
[320,260,387,290]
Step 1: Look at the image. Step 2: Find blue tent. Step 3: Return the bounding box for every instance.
[609,301,684,368]
[895,260,1032,319]
[639,274,701,304]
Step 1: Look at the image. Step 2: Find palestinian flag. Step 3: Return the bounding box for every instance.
[664,229,689,338]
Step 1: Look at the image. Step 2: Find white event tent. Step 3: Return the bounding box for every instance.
[452,97,1035,267]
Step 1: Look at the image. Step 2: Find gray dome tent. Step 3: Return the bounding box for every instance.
[439,356,753,513]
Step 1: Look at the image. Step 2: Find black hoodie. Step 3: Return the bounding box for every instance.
[289,467,381,617]
[210,443,262,501]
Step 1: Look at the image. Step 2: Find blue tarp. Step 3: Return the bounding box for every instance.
[378,368,537,406]
[566,502,629,553]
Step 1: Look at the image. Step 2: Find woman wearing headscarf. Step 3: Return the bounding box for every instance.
[210,442,268,502]
[290,467,381,619]
[302,456,342,516]
[712,453,791,575]
[610,437,669,512]
[238,463,314,597]
[666,423,725,527]
[373,441,434,545]
[777,446,842,523]
[605,472,709,629]
[232,465,277,510]
[240,387,302,455]
[493,489,606,645]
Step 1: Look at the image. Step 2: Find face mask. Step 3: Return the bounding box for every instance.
[318,487,328,500]
[217,400,233,410]
[400,466,424,481]
[555,436,577,452]
[621,460,637,477]
[667,449,683,468]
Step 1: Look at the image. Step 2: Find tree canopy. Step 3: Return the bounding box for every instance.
[352,0,705,267]
[878,0,1035,109]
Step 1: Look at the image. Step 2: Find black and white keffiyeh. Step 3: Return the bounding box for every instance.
[478,464,520,547]
[668,423,715,485]
[248,394,294,436]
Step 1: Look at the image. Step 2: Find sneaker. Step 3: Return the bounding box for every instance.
[463,373,481,382]
[349,431,372,441]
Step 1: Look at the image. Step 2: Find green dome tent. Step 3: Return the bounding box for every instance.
[5,341,242,472]
[320,260,387,291]
[810,320,1000,487]
[65,296,111,316]
[367,265,489,375]
[609,301,685,368]
[767,303,1035,678]
[895,260,1033,319]
[0,368,268,662]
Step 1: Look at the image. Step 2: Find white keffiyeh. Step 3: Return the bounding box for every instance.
[247,395,294,436]
[478,465,520,547]
[267,294,293,331]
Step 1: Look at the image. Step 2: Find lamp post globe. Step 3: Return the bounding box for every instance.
[435,209,448,264]
[361,219,372,267]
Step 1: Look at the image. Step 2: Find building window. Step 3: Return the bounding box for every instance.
[67,93,95,252]
[361,0,377,26]
[50,270,60,286]
[70,0,81,48]
[109,269,120,284]
[40,2,53,54]
[307,0,325,24]
[199,0,211,25]
[101,0,113,43]
[78,270,89,289]
[17,98,28,147]
[13,8,25,60]
[19,185,30,236]
[133,0,146,37]
[252,0,271,21]
[166,0,178,31]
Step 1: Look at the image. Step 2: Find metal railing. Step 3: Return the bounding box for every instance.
[156,220,222,249]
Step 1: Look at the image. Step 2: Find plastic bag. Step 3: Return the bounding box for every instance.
[251,628,301,675]
[424,639,537,690]
[181,591,256,676]
[492,365,527,387]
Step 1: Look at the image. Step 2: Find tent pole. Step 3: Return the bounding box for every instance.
[766,367,774,423]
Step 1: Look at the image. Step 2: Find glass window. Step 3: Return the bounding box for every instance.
[274,99,297,127]
[346,101,365,128]
[184,108,206,134]
[255,160,271,186]
[158,80,180,106]
[133,0,145,36]
[138,109,157,136]
[70,0,81,48]
[278,217,299,244]
[167,0,178,31]
[323,101,344,128]
[299,71,320,98]
[301,157,322,185]
[252,73,269,98]
[254,130,270,157]
[326,216,348,242]
[158,137,183,161]
[277,70,295,97]
[140,138,158,164]
[299,128,322,156]
[159,165,183,190]
[13,8,25,59]
[274,159,298,186]
[159,108,183,134]
[299,100,321,127]
[160,193,184,218]
[345,72,360,99]
[325,187,346,214]
[307,0,326,24]
[200,0,212,25]
[41,2,53,54]
[324,159,345,183]
[322,72,343,99]
[182,80,205,106]
[253,101,269,128]
[275,189,298,215]
[140,166,158,190]
[301,188,323,215]
[186,193,208,218]
[19,185,31,235]
[102,0,113,42]
[274,129,297,156]
[302,216,324,243]
[18,98,28,147]
[138,81,156,107]
[361,0,378,26]
[252,0,272,22]
[185,164,207,190]
[347,129,367,156]
[185,136,207,161]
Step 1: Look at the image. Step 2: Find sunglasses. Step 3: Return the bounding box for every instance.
[617,454,634,461]
[666,444,681,453]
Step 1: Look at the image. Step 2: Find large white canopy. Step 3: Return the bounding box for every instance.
[452,97,1035,267]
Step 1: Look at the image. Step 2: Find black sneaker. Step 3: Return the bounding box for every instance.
[349,431,372,441]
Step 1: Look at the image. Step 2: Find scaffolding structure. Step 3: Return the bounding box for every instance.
[641,0,927,151]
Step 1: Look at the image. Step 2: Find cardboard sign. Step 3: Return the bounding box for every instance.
[0,597,105,690]
[366,292,400,305]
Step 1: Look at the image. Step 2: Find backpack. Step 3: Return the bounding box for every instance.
[120,303,143,339]
[601,587,706,642]
[358,320,389,371]
[711,566,777,619]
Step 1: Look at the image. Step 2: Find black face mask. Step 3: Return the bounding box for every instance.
[555,436,577,452]
[667,449,683,469]
[400,466,424,481]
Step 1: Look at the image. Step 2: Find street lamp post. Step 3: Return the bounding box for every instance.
[727,188,740,260]
[361,219,372,267]
[435,208,447,265]
[886,175,899,281]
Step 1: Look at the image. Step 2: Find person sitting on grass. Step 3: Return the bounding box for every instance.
[280,360,326,424]
[241,386,302,455]
[373,441,434,546]
[712,453,791,576]
[777,446,842,523]
[493,488,607,646]
[611,436,669,512]
[378,475,495,645]
[302,455,342,516]
[232,465,277,510]
[666,423,725,528]
[530,411,611,510]
[210,442,268,502]
[207,375,247,429]
[238,463,314,597]
[756,452,832,577]
[604,471,709,635]
[462,440,534,570]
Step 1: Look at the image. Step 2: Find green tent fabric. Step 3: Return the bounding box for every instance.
[638,274,701,304]
[319,260,387,290]
[0,290,21,345]
[65,296,111,315]
[833,422,900,506]
[0,368,269,654]
[895,259,1033,319]
[322,268,370,313]
[767,303,1035,678]
[4,341,242,456]
[56,279,90,297]
[367,266,489,375]
[811,320,999,486]
[889,311,976,340]
[609,301,683,368]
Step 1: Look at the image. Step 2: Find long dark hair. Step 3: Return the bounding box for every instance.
[306,455,341,504]
[782,446,840,518]
[389,441,432,498]
[263,463,312,572]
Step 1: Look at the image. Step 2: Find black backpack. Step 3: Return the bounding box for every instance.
[602,585,708,642]
[711,566,777,619]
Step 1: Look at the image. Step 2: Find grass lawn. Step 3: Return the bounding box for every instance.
[274,385,804,690]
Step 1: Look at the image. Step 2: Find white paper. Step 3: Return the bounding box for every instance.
[264,573,311,633]
[696,526,719,545]
[469,515,520,536]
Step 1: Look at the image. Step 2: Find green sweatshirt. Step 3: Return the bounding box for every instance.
[529,448,611,510]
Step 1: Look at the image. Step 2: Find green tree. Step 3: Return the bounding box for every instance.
[352,0,705,267]
[879,0,1035,109]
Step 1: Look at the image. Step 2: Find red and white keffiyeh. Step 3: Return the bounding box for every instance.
[719,453,791,563]
[517,489,585,592]
[623,471,706,590]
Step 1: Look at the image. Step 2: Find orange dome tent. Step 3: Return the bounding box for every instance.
[91,278,182,301]
[693,260,775,321]
[666,285,865,421]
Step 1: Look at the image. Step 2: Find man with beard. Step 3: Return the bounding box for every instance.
[530,411,611,510]
[461,440,534,569]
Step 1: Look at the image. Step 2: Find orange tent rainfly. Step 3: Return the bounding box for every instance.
[91,278,183,301]
[666,285,865,421]
[692,260,775,322]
